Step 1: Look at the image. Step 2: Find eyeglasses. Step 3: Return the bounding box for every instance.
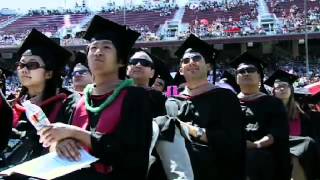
[72,69,90,77]
[128,58,153,67]
[16,61,45,70]
[181,55,203,64]
[236,67,258,74]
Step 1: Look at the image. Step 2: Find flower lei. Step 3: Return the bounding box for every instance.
[84,79,134,114]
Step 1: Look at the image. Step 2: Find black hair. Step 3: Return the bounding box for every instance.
[86,43,127,79]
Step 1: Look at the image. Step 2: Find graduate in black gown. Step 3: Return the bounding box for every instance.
[231,53,290,180]
[265,70,320,180]
[39,15,152,179]
[172,34,245,180]
[127,50,182,180]
[127,50,169,118]
[5,29,73,166]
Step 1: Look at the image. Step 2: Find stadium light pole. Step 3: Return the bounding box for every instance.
[304,0,310,78]
[123,0,126,25]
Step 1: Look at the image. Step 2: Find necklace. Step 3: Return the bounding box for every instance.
[84,79,134,114]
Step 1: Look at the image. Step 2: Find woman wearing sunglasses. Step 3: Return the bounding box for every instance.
[38,16,153,179]
[265,70,320,180]
[231,52,290,180]
[3,29,73,170]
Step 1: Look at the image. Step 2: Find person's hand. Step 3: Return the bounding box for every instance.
[39,123,77,147]
[246,140,258,149]
[56,138,82,161]
[177,120,197,137]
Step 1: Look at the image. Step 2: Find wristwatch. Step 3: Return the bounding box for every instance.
[195,128,206,141]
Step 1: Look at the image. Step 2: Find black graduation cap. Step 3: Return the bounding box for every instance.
[220,71,240,93]
[175,34,218,65]
[309,91,320,104]
[230,52,270,94]
[70,51,88,70]
[68,51,89,77]
[83,15,140,63]
[230,52,267,76]
[294,89,320,105]
[149,55,173,87]
[17,28,72,71]
[264,70,298,87]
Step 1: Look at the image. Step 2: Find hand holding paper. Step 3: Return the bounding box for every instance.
[0,149,98,179]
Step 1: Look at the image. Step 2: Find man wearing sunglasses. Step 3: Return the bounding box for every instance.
[172,34,245,180]
[230,52,290,180]
[127,51,155,88]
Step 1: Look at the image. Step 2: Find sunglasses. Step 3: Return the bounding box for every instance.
[16,61,45,70]
[236,67,258,74]
[128,58,153,67]
[72,69,90,77]
[181,55,203,64]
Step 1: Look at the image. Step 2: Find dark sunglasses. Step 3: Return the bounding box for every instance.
[128,58,153,67]
[236,67,258,74]
[16,61,45,70]
[181,55,203,64]
[72,69,90,77]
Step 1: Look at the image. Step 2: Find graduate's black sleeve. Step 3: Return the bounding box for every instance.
[265,97,289,141]
[207,89,246,180]
[0,91,13,151]
[148,90,166,118]
[265,97,290,180]
[300,112,317,138]
[90,88,152,179]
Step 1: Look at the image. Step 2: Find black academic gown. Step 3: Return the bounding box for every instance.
[240,95,290,180]
[56,87,153,180]
[2,90,75,170]
[178,88,245,180]
[0,91,12,152]
[146,89,166,118]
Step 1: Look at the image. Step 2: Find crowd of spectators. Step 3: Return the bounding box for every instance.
[267,0,320,34]
[186,0,320,39]
[2,1,320,45]
[100,2,178,17]
[26,8,90,16]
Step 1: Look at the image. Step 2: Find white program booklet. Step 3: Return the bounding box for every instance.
[0,149,98,179]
